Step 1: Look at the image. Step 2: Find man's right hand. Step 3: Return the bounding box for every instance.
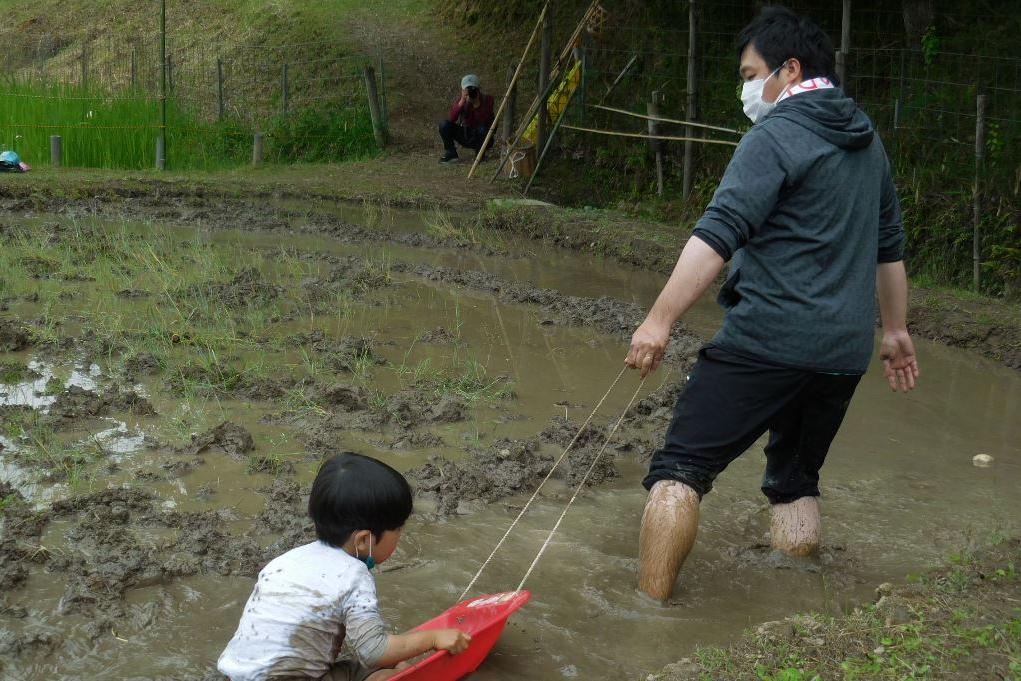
[432,628,472,655]
[458,89,470,105]
[626,319,671,377]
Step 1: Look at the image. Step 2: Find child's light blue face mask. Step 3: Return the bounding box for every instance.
[358,534,376,570]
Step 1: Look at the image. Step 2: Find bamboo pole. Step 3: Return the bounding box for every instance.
[488,3,598,183]
[589,103,742,135]
[467,1,549,180]
[524,84,580,194]
[536,12,552,152]
[488,68,564,183]
[502,65,516,145]
[600,54,638,103]
[559,125,739,146]
[554,0,598,73]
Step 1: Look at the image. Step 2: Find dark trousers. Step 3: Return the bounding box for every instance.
[643,346,861,504]
[439,121,490,152]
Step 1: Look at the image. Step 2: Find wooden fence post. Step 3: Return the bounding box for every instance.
[973,93,987,292]
[217,57,225,121]
[683,0,699,200]
[536,12,553,152]
[648,91,664,196]
[836,0,851,88]
[80,46,87,89]
[363,65,388,148]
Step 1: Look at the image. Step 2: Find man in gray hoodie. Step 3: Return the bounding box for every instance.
[626,6,920,601]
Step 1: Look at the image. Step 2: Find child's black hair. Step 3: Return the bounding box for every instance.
[308,452,413,547]
[736,6,838,86]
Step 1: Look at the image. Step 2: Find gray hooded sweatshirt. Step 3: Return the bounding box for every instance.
[692,87,904,374]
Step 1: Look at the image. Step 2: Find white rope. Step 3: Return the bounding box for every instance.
[458,366,628,601]
[516,375,647,591]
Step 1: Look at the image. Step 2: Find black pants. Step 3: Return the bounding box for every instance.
[439,121,490,152]
[643,346,861,504]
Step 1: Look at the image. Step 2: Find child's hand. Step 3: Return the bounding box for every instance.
[432,628,472,655]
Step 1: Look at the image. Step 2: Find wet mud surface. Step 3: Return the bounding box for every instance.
[0,188,1018,681]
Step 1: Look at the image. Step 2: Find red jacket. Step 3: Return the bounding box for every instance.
[448,94,495,128]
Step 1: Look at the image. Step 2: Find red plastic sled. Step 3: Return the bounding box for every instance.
[389,590,531,681]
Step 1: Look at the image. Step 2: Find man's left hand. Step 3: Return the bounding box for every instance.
[880,329,919,392]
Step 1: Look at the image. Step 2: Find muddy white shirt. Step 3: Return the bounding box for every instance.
[218,540,389,680]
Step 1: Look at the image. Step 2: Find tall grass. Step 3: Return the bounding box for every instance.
[0,77,378,170]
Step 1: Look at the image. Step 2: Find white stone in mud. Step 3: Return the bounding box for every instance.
[973,453,994,467]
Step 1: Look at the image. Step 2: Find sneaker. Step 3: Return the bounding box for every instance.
[439,150,459,164]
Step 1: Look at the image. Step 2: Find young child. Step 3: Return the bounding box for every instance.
[218,452,471,680]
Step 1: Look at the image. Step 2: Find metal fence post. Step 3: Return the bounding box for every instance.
[80,46,87,90]
[836,0,852,88]
[130,46,137,90]
[50,135,62,167]
[252,132,264,166]
[217,57,225,121]
[158,0,167,170]
[648,91,664,197]
[973,93,987,292]
[282,63,289,115]
[683,0,699,200]
[378,56,389,130]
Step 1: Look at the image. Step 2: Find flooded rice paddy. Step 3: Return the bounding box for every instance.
[0,195,1019,680]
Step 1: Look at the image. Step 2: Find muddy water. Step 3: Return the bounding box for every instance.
[1,207,1020,681]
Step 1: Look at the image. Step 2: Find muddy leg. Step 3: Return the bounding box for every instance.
[770,496,821,557]
[638,480,700,601]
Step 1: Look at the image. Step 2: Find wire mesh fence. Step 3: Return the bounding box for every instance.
[0,27,384,170]
[516,1,1020,293]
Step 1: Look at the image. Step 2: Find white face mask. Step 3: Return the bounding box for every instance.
[741,61,787,123]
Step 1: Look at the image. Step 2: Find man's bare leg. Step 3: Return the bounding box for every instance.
[770,496,821,557]
[638,480,700,601]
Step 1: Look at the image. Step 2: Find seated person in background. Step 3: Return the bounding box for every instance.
[439,73,495,163]
[218,453,471,680]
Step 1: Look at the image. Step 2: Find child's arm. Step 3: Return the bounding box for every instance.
[373,628,471,669]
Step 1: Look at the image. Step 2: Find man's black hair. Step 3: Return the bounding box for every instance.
[736,6,838,85]
[309,452,413,547]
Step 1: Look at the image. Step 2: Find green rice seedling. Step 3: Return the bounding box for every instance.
[282,387,328,420]
[246,452,289,476]
[424,209,508,252]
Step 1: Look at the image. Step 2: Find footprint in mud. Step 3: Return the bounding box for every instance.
[0,317,34,352]
[174,421,255,460]
[48,384,156,424]
[721,542,861,590]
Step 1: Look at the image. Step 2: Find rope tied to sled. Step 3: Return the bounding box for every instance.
[459,366,647,599]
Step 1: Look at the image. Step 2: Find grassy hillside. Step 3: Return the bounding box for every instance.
[0,0,441,168]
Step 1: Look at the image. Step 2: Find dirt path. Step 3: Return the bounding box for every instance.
[344,11,504,153]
